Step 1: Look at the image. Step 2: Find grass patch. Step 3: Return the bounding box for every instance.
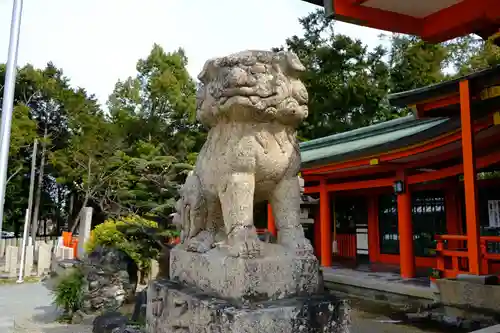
[0,275,41,284]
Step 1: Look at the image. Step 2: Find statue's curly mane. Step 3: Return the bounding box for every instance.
[196,51,308,128]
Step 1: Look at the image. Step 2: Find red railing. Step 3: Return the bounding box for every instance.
[480,236,500,275]
[435,234,500,278]
[335,234,357,259]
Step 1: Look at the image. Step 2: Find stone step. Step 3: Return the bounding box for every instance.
[470,324,500,333]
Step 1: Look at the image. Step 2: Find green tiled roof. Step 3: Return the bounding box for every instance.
[389,65,500,107]
[300,115,459,169]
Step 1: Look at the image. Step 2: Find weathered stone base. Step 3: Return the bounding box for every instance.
[170,244,319,301]
[146,279,350,333]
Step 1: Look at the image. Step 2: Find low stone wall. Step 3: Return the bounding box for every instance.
[437,279,500,313]
[1,242,74,279]
[0,237,58,257]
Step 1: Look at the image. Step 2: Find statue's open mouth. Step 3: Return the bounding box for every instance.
[220,87,276,99]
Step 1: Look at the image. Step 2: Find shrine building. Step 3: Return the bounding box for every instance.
[268,65,500,279]
[302,0,500,45]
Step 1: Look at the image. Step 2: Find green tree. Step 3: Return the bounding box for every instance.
[446,35,500,76]
[275,10,468,140]
[108,141,192,219]
[108,44,203,161]
[275,10,393,140]
[49,109,125,226]
[385,34,449,93]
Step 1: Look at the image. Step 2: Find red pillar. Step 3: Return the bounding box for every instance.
[397,173,416,278]
[314,206,322,258]
[459,79,481,275]
[367,195,379,263]
[445,185,462,250]
[320,180,332,267]
[267,204,277,237]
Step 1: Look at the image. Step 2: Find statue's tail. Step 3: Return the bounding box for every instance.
[175,172,205,243]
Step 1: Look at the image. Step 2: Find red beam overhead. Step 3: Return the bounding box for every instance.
[422,0,500,42]
[326,0,500,44]
[332,0,422,36]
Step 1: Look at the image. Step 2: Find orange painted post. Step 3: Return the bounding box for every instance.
[459,79,481,275]
[396,174,416,278]
[267,203,277,237]
[62,231,72,247]
[319,180,332,267]
[71,238,79,258]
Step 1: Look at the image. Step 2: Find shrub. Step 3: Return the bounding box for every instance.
[52,267,85,315]
[85,215,177,280]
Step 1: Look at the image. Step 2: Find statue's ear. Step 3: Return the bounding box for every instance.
[197,59,216,84]
[283,52,305,75]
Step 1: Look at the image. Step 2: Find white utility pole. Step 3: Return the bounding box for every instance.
[0,0,25,234]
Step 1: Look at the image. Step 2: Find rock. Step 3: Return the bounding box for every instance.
[406,312,431,321]
[147,279,350,333]
[92,311,128,333]
[111,326,144,333]
[80,246,138,315]
[72,309,97,325]
[131,289,147,322]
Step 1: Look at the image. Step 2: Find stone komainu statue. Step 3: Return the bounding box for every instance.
[172,50,313,258]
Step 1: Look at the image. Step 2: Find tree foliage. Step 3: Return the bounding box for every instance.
[1,10,499,235]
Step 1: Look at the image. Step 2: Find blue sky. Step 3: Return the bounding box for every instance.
[0,0,385,107]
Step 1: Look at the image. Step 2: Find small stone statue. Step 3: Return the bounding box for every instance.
[172,50,313,258]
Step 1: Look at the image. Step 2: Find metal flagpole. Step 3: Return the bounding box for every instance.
[16,140,36,283]
[17,209,29,283]
[0,0,24,234]
[26,139,37,245]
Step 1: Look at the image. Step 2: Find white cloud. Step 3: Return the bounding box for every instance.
[0,0,385,107]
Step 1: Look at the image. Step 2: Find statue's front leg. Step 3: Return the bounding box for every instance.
[270,176,313,256]
[187,198,222,253]
[219,172,262,258]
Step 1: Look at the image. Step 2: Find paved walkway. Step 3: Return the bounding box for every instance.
[0,282,91,333]
[0,282,54,331]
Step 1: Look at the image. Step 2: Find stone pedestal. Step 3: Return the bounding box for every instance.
[147,279,350,333]
[170,245,319,301]
[147,246,350,333]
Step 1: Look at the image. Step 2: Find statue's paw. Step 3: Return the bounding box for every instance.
[279,227,314,256]
[294,239,314,256]
[226,226,263,258]
[186,231,214,253]
[186,240,211,253]
[228,238,263,259]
